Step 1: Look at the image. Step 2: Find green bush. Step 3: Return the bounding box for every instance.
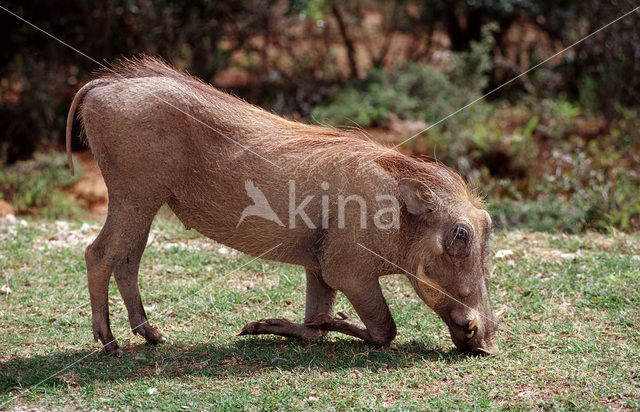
[489,174,640,234]
[0,152,85,219]
[311,25,496,128]
[489,196,590,233]
[311,63,460,127]
[485,112,640,233]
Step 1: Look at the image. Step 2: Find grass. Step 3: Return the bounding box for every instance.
[0,216,639,410]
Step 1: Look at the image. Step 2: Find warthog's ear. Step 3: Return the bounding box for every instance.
[398,178,439,215]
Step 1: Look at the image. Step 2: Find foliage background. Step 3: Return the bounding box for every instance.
[1,0,639,231]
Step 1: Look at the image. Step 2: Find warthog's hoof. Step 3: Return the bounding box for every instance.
[104,342,125,358]
[145,335,169,346]
[133,323,167,345]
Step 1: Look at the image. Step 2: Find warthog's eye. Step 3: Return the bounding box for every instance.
[445,223,473,257]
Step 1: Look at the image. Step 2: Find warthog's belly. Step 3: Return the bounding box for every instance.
[166,192,322,269]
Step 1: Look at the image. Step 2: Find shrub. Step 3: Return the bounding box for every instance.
[0,152,85,219]
[310,25,496,128]
[485,109,640,233]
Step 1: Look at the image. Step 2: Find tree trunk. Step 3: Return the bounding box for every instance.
[332,4,359,78]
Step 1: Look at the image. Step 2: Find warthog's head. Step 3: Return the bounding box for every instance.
[399,178,499,356]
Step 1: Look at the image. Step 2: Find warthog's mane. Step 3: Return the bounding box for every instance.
[101,55,484,211]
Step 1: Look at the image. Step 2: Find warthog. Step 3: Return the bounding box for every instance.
[66,57,498,357]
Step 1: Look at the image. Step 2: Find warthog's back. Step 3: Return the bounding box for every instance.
[81,78,193,182]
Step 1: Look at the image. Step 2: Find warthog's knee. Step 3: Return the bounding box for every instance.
[85,237,126,269]
[369,324,397,346]
[85,241,105,268]
[303,326,328,341]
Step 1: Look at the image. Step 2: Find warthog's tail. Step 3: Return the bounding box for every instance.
[66,79,110,176]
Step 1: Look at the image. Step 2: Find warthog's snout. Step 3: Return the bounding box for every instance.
[447,311,499,356]
[414,256,499,356]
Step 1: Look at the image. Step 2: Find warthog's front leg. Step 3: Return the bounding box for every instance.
[239,268,336,340]
[238,318,325,340]
[306,275,397,346]
[304,311,369,338]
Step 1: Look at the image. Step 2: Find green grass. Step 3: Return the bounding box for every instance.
[1,217,639,410]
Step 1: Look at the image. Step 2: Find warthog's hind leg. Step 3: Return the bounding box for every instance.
[113,219,166,346]
[86,195,164,357]
[238,268,337,341]
[85,227,122,357]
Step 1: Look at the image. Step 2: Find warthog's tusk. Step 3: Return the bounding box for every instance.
[468,316,478,331]
[465,329,476,339]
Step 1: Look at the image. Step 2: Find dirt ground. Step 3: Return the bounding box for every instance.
[66,151,108,217]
